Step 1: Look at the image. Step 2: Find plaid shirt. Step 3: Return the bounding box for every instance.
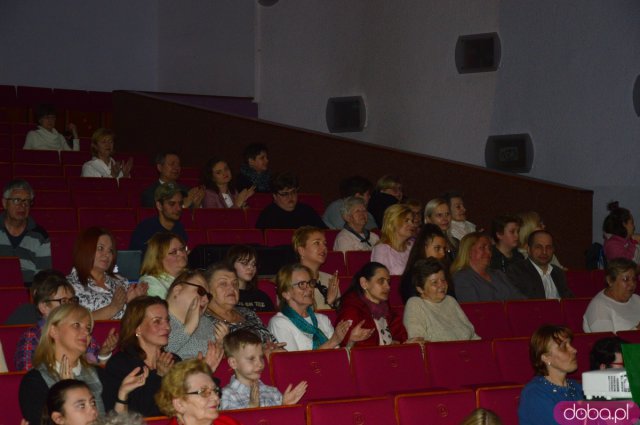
[220,375,283,410]
[15,318,101,371]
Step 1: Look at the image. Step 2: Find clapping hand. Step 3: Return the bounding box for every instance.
[326,271,340,306]
[156,350,176,377]
[98,327,119,361]
[347,320,374,343]
[282,381,307,405]
[59,354,73,379]
[248,381,260,408]
[197,341,224,372]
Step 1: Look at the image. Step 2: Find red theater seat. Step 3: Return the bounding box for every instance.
[264,229,295,247]
[0,371,27,425]
[0,257,23,287]
[345,250,372,275]
[206,228,264,245]
[561,297,591,333]
[394,389,476,425]
[0,288,30,323]
[49,230,79,272]
[306,396,395,425]
[476,384,524,425]
[31,208,78,231]
[492,337,532,384]
[225,404,305,425]
[319,251,347,276]
[78,208,137,230]
[424,340,500,388]
[194,209,247,229]
[0,324,32,371]
[505,299,563,337]
[459,301,511,339]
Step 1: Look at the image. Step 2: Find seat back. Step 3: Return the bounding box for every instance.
[297,193,325,215]
[394,389,476,425]
[505,299,563,337]
[0,288,30,323]
[206,228,264,245]
[615,330,640,344]
[492,337,533,384]
[269,349,357,402]
[0,324,32,371]
[34,190,72,208]
[264,229,295,247]
[319,251,347,276]
[48,230,79,272]
[476,385,524,425]
[345,251,372,275]
[459,301,511,339]
[306,397,395,425]
[13,162,62,177]
[77,207,137,230]
[323,229,340,249]
[560,297,591,333]
[424,340,500,388]
[350,344,429,396]
[257,279,277,309]
[0,371,27,425]
[565,270,600,298]
[12,149,59,164]
[194,208,247,229]
[569,332,614,379]
[0,257,23,287]
[225,404,305,425]
[67,176,118,191]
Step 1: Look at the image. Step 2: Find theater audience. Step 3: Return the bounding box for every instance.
[589,336,628,370]
[293,226,340,309]
[405,198,423,233]
[489,215,524,272]
[583,257,640,333]
[139,233,188,298]
[15,269,117,371]
[255,172,326,229]
[452,232,524,302]
[443,191,476,241]
[337,262,408,346]
[140,151,204,208]
[68,226,148,320]
[371,204,416,275]
[518,325,583,425]
[517,211,565,270]
[368,175,403,228]
[424,197,457,255]
[102,296,177,416]
[18,304,148,425]
[205,262,277,343]
[219,329,307,410]
[154,359,241,425]
[323,175,377,230]
[0,179,51,286]
[507,230,573,299]
[42,379,99,425]
[81,128,132,179]
[333,197,380,252]
[202,158,254,208]
[404,258,479,341]
[268,263,373,351]
[225,245,275,312]
[24,104,79,151]
[399,224,451,303]
[602,202,640,263]
[130,183,189,254]
[236,143,271,193]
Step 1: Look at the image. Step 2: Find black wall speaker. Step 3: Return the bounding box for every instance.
[326,96,366,133]
[485,133,534,173]
[456,32,501,74]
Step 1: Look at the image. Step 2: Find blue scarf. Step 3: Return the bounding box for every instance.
[281,304,328,349]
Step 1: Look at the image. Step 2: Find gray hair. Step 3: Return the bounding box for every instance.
[340,196,366,219]
[3,179,34,200]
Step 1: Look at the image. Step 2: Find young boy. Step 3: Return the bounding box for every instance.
[236,143,271,192]
[220,329,307,409]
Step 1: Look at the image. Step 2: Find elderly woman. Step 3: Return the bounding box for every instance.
[67,227,148,320]
[443,192,477,241]
[18,304,147,425]
[518,325,583,425]
[155,359,241,425]
[24,103,79,151]
[602,202,640,263]
[205,262,277,343]
[225,245,274,312]
[371,204,416,275]
[337,262,407,346]
[293,226,340,309]
[403,258,479,341]
[451,232,524,302]
[333,196,380,252]
[202,158,254,208]
[399,224,451,303]
[102,296,179,416]
[268,263,373,351]
[424,198,457,254]
[166,269,226,364]
[81,128,133,179]
[139,232,188,298]
[42,379,99,425]
[583,257,640,332]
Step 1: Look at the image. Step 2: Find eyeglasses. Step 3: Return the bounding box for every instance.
[168,246,188,256]
[177,281,213,301]
[237,259,257,269]
[276,188,298,198]
[609,362,625,367]
[4,197,33,207]
[185,386,220,399]
[292,280,318,289]
[45,296,79,305]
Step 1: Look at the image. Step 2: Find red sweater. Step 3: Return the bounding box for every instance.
[168,415,241,425]
[337,291,407,347]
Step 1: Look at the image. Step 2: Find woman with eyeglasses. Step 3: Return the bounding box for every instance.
[225,245,274,312]
[15,269,117,371]
[268,263,374,351]
[19,304,148,425]
[201,158,255,208]
[67,227,148,320]
[155,359,241,425]
[139,232,188,299]
[205,262,278,344]
[583,257,640,332]
[165,270,226,365]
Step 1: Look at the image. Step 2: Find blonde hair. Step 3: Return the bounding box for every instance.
[376,175,401,191]
[424,198,448,224]
[275,263,313,307]
[90,128,115,157]
[379,204,414,250]
[155,359,213,417]
[460,408,503,425]
[33,304,93,378]
[518,211,543,249]
[291,226,325,259]
[139,232,186,277]
[450,232,490,274]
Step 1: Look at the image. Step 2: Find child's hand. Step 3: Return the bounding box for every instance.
[282,381,307,405]
[248,381,260,408]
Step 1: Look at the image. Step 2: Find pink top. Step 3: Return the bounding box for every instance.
[202,189,237,208]
[370,240,413,275]
[603,234,638,261]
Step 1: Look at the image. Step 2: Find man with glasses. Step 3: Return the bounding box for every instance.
[255,172,326,229]
[0,179,51,286]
